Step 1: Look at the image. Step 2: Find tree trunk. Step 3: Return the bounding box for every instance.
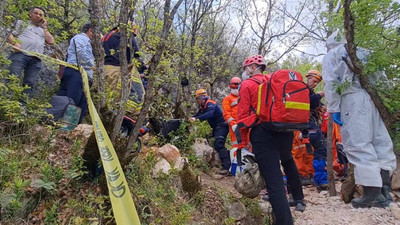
[124,0,184,164]
[343,0,397,130]
[110,0,135,142]
[88,0,106,110]
[327,115,337,196]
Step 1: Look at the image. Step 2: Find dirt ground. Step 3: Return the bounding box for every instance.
[201,174,400,225]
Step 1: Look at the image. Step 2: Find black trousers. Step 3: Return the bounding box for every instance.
[250,124,304,225]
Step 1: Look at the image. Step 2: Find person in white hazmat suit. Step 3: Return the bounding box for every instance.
[322,30,396,208]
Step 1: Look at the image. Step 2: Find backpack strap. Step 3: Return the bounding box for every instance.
[102,29,118,42]
[201,99,215,110]
[248,77,263,84]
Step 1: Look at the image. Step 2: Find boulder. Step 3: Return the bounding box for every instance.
[152,158,171,176]
[157,144,181,165]
[227,201,247,221]
[391,159,400,190]
[70,124,93,141]
[193,138,214,163]
[174,157,188,171]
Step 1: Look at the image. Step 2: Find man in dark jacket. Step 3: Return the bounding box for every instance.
[189,89,230,174]
[102,22,145,116]
[302,70,329,189]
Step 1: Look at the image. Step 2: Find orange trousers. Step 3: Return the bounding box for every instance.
[292,131,314,178]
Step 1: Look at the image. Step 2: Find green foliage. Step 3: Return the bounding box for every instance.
[126,155,196,224]
[0,55,52,138]
[44,201,60,224]
[280,55,322,77]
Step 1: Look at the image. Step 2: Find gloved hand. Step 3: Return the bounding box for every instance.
[332,112,343,126]
[231,124,237,132]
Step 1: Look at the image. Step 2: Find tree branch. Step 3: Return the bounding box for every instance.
[343,0,395,130]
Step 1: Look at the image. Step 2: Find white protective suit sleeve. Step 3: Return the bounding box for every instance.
[322,30,347,113]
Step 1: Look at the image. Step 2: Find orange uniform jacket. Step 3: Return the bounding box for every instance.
[222,93,239,147]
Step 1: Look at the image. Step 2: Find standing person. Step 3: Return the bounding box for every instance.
[189,89,231,175]
[7,7,55,98]
[322,30,396,208]
[222,77,242,175]
[57,23,95,122]
[222,77,241,148]
[102,22,145,117]
[237,55,305,225]
[303,70,329,189]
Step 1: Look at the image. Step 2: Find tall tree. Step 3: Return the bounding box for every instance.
[89,0,107,110]
[124,0,184,163]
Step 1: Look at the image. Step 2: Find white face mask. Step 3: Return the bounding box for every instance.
[242,71,249,80]
[231,89,239,96]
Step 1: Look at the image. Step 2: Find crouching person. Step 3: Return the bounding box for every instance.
[190,89,231,175]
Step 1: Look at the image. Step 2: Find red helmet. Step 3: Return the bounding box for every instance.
[243,55,267,69]
[230,77,241,89]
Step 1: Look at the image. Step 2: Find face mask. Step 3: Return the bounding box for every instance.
[242,71,249,81]
[231,89,239,96]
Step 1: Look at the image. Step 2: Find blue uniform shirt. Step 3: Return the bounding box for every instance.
[195,100,226,129]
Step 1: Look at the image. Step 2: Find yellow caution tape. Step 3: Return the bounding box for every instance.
[7,44,141,225]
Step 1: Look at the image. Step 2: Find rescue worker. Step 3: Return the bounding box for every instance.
[292,131,314,185]
[237,55,305,225]
[302,70,329,189]
[189,89,231,175]
[322,30,396,208]
[222,77,241,175]
[102,22,145,117]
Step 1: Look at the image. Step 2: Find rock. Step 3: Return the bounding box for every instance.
[227,201,247,221]
[193,138,214,163]
[173,157,188,171]
[209,151,222,168]
[258,200,272,213]
[157,144,181,165]
[330,196,342,202]
[152,158,171,176]
[319,191,328,195]
[341,164,356,203]
[179,163,201,197]
[392,160,400,190]
[70,124,93,141]
[391,208,400,220]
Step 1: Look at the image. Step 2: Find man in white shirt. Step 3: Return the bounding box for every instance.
[7,7,55,98]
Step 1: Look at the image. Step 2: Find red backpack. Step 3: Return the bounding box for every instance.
[248,69,310,131]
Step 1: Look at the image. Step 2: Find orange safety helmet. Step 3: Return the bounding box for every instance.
[230,77,242,89]
[306,70,322,82]
[243,55,266,69]
[195,88,208,99]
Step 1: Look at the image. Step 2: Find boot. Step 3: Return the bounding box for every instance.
[351,186,389,208]
[381,169,393,202]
